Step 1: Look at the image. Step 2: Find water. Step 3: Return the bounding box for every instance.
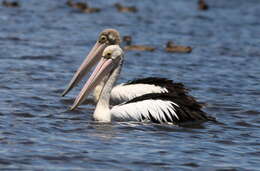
[0,0,260,170]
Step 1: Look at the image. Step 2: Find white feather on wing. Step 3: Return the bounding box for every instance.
[110,99,180,123]
[110,83,168,105]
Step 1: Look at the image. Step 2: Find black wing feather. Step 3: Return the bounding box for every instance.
[125,93,216,124]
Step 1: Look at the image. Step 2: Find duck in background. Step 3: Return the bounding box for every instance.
[165,41,192,53]
[198,0,209,10]
[114,3,137,13]
[2,0,19,7]
[66,0,100,13]
[123,35,156,52]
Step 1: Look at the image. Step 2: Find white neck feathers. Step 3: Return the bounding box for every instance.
[93,60,123,122]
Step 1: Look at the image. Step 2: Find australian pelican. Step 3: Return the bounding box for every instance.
[62,29,196,106]
[69,45,215,124]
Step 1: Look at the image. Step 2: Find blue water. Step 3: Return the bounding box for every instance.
[0,0,260,170]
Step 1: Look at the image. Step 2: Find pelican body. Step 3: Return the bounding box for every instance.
[69,45,215,124]
[62,29,194,106]
[108,77,192,106]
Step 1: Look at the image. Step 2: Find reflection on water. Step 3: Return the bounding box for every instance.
[0,0,260,170]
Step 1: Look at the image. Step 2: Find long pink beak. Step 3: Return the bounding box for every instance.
[70,57,115,110]
[62,42,107,96]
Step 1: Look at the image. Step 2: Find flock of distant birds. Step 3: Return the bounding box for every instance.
[1,0,209,11]
[65,0,208,14]
[2,0,210,53]
[66,0,193,53]
[2,0,216,124]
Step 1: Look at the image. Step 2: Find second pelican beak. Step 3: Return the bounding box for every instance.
[62,42,107,96]
[70,57,115,110]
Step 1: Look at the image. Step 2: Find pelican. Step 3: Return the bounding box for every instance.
[62,28,120,98]
[69,45,216,124]
[62,28,195,106]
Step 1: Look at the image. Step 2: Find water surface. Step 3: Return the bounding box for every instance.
[0,0,260,170]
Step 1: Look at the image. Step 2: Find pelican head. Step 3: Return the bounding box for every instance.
[62,29,121,96]
[70,45,123,110]
[98,29,121,45]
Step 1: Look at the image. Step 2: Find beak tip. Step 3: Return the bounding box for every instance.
[70,105,76,111]
[61,89,69,97]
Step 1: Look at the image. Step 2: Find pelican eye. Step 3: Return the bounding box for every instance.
[107,52,112,57]
[99,35,107,43]
[103,52,112,59]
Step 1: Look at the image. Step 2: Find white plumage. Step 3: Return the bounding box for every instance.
[110,83,168,105]
[111,99,180,123]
